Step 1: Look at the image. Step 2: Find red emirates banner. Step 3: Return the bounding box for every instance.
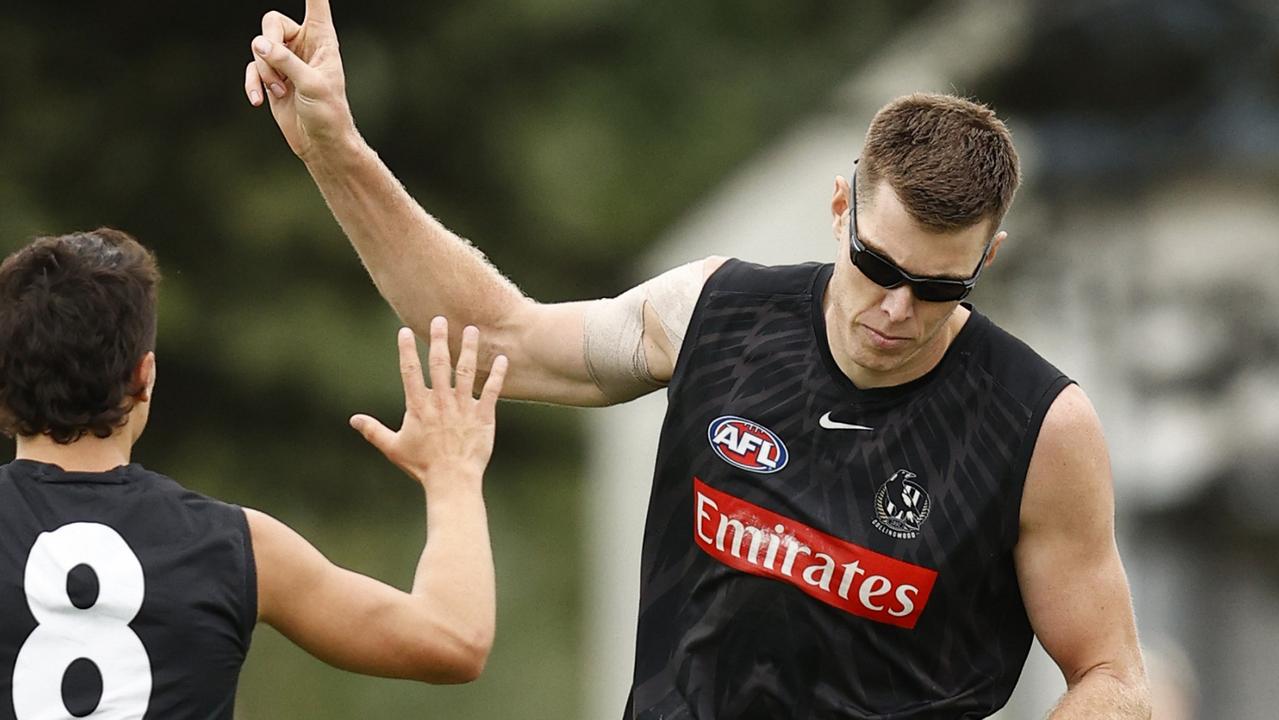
[693,477,938,629]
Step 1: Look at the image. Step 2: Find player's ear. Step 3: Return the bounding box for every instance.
[831,176,851,241]
[133,352,157,403]
[984,230,1008,269]
[831,176,850,219]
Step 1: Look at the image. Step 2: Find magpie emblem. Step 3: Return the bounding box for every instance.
[873,469,931,540]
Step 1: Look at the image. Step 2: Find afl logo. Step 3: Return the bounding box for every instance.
[708,416,789,474]
[873,469,931,539]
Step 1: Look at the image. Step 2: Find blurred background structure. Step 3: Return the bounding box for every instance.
[1,0,1276,717]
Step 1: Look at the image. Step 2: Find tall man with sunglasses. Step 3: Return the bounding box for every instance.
[245,2,1150,715]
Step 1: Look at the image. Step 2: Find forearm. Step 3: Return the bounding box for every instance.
[302,137,622,406]
[411,475,495,666]
[1048,666,1151,719]
[303,134,528,347]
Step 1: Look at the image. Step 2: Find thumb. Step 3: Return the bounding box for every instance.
[252,36,320,92]
[350,414,396,455]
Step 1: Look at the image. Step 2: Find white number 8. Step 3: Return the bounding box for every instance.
[13,523,152,719]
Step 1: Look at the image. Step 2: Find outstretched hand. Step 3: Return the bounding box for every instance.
[351,319,508,492]
[245,0,355,159]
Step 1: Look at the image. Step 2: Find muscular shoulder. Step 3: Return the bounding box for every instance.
[243,508,322,616]
[1020,384,1114,534]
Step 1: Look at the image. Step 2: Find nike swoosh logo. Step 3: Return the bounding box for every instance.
[818,412,874,431]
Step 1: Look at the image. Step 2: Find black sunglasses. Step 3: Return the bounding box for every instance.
[849,161,992,303]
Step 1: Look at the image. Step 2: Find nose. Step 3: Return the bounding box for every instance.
[879,285,914,323]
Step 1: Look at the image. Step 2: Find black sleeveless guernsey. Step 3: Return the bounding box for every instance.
[0,460,255,719]
[626,260,1073,719]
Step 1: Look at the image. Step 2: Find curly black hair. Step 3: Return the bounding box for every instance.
[0,228,160,443]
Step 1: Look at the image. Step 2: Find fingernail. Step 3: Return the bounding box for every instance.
[253,37,272,56]
[269,83,286,98]
[249,89,262,105]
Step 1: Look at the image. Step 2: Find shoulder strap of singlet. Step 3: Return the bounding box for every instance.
[701,258,827,297]
[668,259,827,395]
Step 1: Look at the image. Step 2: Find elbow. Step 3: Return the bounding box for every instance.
[1066,661,1153,718]
[410,624,493,684]
[1121,682,1152,720]
[441,634,492,684]
[1130,676,1153,719]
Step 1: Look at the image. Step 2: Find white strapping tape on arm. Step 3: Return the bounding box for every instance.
[582,259,705,403]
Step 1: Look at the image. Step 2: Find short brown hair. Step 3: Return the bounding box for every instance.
[860,93,1020,232]
[0,228,160,443]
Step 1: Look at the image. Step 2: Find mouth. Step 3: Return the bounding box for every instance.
[860,324,911,349]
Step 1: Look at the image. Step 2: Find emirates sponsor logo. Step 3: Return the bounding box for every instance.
[693,477,938,629]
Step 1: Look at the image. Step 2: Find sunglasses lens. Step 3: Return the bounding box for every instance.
[913,281,969,303]
[853,252,903,289]
[852,244,973,302]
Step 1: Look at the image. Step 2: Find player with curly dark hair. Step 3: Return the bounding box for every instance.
[0,229,160,443]
[0,228,509,717]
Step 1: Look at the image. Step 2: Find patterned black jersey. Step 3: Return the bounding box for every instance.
[627,260,1073,719]
[0,460,255,719]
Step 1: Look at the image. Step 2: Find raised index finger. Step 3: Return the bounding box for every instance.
[305,0,333,24]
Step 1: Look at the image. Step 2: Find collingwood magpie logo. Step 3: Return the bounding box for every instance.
[873,470,931,540]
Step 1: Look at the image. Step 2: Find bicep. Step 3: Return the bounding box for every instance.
[1015,386,1143,686]
[496,256,724,406]
[247,509,472,682]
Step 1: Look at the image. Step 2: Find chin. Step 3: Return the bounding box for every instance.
[849,344,913,373]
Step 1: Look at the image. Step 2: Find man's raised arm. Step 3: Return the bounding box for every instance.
[244,0,717,405]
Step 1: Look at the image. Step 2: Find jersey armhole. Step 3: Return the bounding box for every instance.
[1004,375,1076,547]
[667,258,736,397]
[235,505,259,651]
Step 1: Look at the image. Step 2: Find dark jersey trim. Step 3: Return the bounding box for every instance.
[668,258,736,397]
[234,506,258,652]
[1003,375,1077,546]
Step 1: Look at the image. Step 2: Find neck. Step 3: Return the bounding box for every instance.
[15,432,134,472]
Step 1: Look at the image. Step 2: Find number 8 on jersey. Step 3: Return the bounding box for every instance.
[13,522,152,719]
